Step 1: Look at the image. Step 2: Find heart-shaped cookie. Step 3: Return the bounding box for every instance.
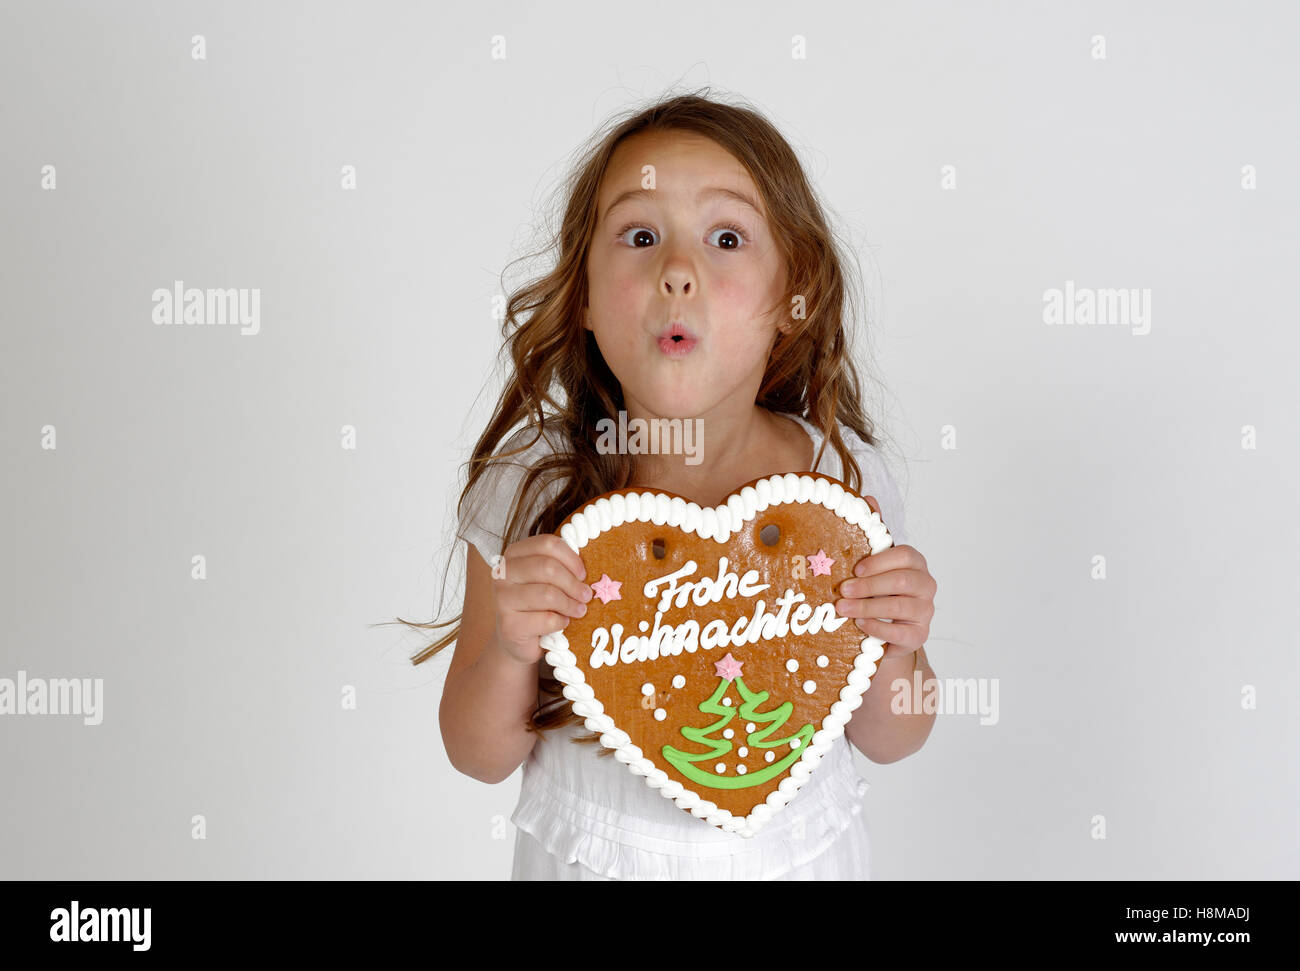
[538,471,895,838]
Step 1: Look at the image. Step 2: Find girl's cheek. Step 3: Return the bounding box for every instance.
[617,275,640,301]
[709,272,751,308]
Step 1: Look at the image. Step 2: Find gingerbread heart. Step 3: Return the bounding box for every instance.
[538,471,896,838]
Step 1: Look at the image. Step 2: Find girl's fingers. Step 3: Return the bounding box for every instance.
[498,580,589,620]
[840,567,930,598]
[854,547,927,578]
[511,533,587,581]
[499,609,572,645]
[856,617,925,652]
[501,553,594,608]
[833,594,927,623]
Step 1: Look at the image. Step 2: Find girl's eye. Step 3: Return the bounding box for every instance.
[618,225,658,248]
[615,222,750,250]
[707,223,749,250]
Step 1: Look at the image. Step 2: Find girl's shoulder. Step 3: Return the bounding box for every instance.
[782,411,888,473]
[837,422,893,480]
[457,419,569,562]
[797,413,910,548]
[468,418,573,495]
[495,418,568,463]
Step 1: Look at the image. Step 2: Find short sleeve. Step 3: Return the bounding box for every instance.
[456,473,511,568]
[844,432,909,549]
[455,424,562,567]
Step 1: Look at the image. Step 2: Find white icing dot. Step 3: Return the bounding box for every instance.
[672,675,686,689]
[738,747,748,757]
[816,655,829,667]
[639,621,649,632]
[715,763,727,774]
[722,697,733,707]
[737,765,747,775]
[785,658,799,673]
[765,751,775,763]
[640,683,654,696]
[790,738,801,749]
[746,722,756,733]
[653,708,666,721]
[802,680,817,694]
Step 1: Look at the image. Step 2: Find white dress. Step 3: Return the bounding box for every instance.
[455,412,910,880]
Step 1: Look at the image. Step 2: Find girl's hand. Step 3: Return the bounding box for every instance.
[833,496,936,661]
[490,534,593,665]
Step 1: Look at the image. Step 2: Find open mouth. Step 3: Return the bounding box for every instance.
[658,322,698,357]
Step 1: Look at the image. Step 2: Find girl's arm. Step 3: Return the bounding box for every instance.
[846,647,937,764]
[439,545,542,783]
[836,533,939,764]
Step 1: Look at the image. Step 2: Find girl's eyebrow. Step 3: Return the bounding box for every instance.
[602,186,761,222]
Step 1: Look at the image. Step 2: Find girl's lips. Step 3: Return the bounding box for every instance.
[658,335,698,358]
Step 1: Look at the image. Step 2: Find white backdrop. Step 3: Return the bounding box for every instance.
[2,0,1296,879]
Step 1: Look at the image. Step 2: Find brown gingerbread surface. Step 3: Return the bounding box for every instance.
[551,472,891,821]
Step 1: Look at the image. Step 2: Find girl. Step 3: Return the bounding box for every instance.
[408,90,938,880]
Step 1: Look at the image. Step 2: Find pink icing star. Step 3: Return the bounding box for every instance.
[714,652,744,681]
[808,549,834,577]
[590,573,622,605]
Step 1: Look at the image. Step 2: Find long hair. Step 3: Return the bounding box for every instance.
[390,87,887,749]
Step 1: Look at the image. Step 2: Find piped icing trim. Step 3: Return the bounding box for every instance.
[539,472,893,839]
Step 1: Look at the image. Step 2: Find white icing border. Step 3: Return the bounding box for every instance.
[538,472,894,839]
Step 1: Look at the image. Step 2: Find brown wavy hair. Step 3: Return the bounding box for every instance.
[391,86,888,750]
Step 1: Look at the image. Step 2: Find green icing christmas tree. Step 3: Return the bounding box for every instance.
[662,652,815,790]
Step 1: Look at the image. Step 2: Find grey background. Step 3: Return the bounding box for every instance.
[2,0,1296,879]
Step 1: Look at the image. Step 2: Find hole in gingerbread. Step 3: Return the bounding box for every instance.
[652,537,666,559]
[759,523,780,546]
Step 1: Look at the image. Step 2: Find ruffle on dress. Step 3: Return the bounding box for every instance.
[510,740,871,881]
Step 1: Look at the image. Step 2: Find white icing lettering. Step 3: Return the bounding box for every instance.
[643,557,770,614]
[700,619,728,650]
[789,602,814,635]
[589,627,616,668]
[617,624,638,663]
[588,562,841,669]
[671,619,699,656]
[737,569,766,597]
[809,602,849,635]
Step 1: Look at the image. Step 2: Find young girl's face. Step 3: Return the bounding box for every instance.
[584,130,788,420]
